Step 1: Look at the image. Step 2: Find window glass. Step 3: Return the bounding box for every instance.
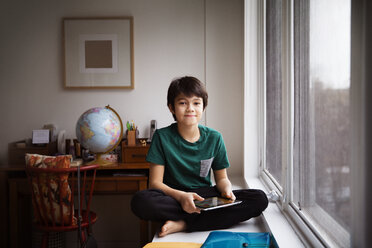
[261,0,351,245]
[265,0,282,186]
[293,0,351,240]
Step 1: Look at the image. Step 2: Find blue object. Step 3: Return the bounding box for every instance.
[201,231,278,248]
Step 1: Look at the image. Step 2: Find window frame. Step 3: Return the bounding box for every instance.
[252,0,351,246]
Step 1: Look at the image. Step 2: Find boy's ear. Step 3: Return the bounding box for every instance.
[168,104,175,114]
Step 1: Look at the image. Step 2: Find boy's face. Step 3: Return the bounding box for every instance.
[169,94,204,127]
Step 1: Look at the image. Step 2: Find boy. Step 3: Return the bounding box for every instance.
[131,76,268,237]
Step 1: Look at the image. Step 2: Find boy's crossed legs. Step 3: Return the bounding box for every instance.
[131,186,268,236]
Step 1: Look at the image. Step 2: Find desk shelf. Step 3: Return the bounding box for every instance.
[98,162,150,170]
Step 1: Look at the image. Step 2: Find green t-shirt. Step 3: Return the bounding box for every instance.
[146,123,230,190]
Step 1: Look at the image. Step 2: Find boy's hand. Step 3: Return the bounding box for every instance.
[179,192,204,214]
[221,191,236,202]
[214,169,235,201]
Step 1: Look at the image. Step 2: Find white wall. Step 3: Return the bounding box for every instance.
[0,0,243,176]
[0,0,243,246]
[0,0,205,160]
[206,0,244,177]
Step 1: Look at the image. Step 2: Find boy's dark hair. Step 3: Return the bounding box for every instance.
[167,76,208,121]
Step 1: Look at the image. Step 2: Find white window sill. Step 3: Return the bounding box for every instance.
[243,176,304,248]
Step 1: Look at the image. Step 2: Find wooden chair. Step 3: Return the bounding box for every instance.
[25,164,99,247]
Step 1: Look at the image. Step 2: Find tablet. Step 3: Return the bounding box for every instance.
[194,197,242,211]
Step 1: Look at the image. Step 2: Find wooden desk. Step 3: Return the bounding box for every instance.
[0,163,150,248]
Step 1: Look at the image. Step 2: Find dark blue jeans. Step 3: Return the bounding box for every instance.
[131,186,268,232]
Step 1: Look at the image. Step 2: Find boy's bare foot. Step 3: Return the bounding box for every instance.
[158,220,186,237]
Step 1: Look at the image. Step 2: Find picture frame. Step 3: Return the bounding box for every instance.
[63,17,134,89]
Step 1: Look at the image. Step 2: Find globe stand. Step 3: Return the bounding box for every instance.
[86,153,115,166]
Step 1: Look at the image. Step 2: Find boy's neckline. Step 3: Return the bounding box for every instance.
[173,123,203,144]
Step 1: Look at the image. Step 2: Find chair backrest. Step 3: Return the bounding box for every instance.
[25,164,99,228]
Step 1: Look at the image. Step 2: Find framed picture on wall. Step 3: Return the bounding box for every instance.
[63,17,134,89]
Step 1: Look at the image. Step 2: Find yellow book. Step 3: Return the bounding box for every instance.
[143,242,202,248]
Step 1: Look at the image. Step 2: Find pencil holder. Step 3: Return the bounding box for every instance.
[127,130,136,146]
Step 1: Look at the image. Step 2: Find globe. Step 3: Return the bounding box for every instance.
[76,105,123,165]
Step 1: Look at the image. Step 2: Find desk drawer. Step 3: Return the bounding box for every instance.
[94,180,117,192]
[117,181,141,192]
[93,177,148,193]
[123,146,149,163]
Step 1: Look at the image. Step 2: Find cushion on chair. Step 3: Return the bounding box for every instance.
[26,154,75,225]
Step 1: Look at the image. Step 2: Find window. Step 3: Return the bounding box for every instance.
[265,0,283,189]
[262,0,351,246]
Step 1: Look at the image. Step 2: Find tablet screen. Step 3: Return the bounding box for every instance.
[194,197,242,211]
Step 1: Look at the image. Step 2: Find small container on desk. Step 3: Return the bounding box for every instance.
[121,140,150,168]
[127,130,136,146]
